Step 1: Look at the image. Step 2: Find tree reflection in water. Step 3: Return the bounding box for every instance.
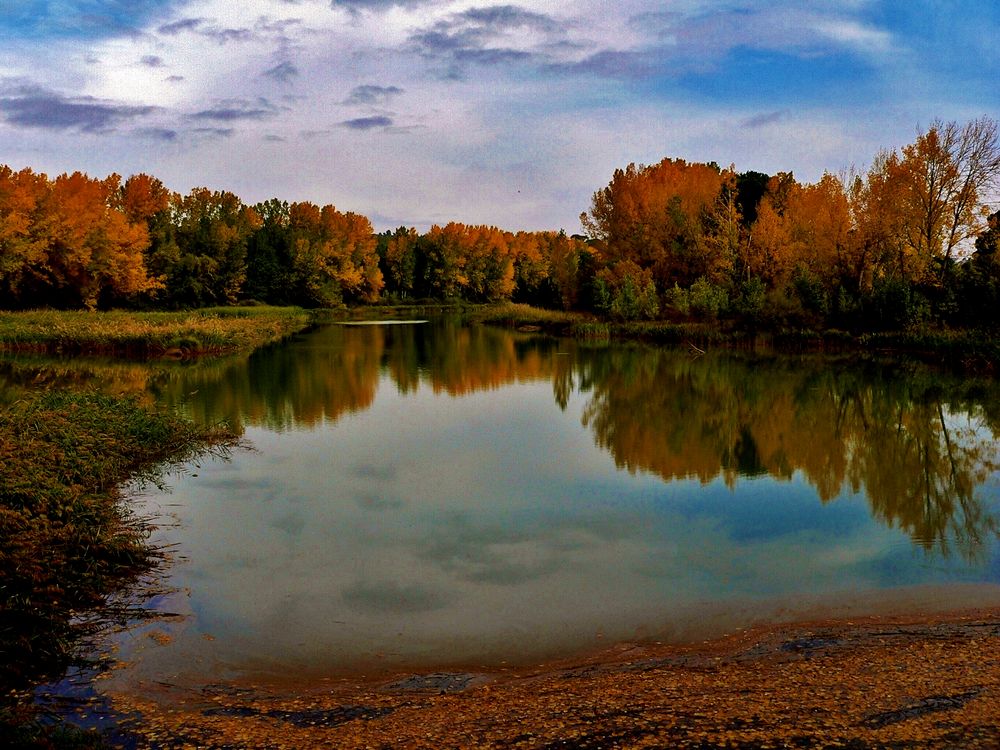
[3,322,999,560]
[576,348,1000,561]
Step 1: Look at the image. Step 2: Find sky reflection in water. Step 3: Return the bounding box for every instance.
[101,321,1000,678]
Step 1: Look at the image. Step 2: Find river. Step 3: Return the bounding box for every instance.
[6,318,1000,687]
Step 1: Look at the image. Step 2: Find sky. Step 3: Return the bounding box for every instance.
[1,1,998,232]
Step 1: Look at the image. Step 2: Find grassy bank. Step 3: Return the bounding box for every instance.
[0,392,238,745]
[0,307,311,358]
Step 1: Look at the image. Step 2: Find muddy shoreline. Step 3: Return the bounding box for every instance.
[97,607,1000,748]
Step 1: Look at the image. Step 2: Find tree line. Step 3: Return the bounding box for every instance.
[0,167,592,312]
[1,116,999,331]
[581,117,1000,329]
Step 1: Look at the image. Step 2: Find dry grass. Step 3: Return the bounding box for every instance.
[0,307,310,357]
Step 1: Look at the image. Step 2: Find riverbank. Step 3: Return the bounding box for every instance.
[1,307,311,744]
[97,606,1000,749]
[0,391,239,745]
[472,303,1000,373]
[0,306,311,358]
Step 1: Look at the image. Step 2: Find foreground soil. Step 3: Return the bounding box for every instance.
[100,608,1000,749]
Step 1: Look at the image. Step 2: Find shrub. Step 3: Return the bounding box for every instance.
[792,269,830,319]
[689,277,729,319]
[664,283,691,316]
[733,277,766,323]
[593,261,659,321]
[864,277,930,331]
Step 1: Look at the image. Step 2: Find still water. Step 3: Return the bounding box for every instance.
[11,318,1000,681]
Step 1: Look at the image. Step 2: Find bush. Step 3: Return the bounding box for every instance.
[831,287,862,330]
[864,277,930,331]
[664,283,691,316]
[792,269,830,319]
[733,277,766,323]
[593,261,659,321]
[689,277,729,319]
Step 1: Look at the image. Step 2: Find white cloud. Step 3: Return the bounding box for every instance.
[810,18,893,56]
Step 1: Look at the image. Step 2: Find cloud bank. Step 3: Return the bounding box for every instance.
[0,0,997,231]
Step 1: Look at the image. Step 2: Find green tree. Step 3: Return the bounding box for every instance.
[592,260,659,320]
[161,188,256,307]
[245,199,296,304]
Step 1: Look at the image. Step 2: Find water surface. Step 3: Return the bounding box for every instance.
[7,320,1000,682]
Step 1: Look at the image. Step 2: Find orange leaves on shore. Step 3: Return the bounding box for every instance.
[746,172,852,287]
[4,116,997,314]
[423,223,514,302]
[581,117,1000,316]
[0,166,49,298]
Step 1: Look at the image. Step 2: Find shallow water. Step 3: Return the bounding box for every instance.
[11,319,1000,683]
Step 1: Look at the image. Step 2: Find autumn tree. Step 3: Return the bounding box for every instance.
[460,225,514,302]
[283,202,383,305]
[41,172,157,309]
[420,224,476,300]
[0,166,49,306]
[581,158,733,288]
[744,173,852,289]
[509,231,547,303]
[741,173,799,287]
[118,172,171,226]
[896,118,1000,277]
[318,204,383,303]
[846,153,907,288]
[115,173,175,305]
[543,231,592,310]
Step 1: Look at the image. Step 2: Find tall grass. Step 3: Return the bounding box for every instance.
[860,328,1000,373]
[472,302,589,329]
[0,307,310,358]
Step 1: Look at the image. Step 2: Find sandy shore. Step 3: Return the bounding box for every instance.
[94,607,1000,749]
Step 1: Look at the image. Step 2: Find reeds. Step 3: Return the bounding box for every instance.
[0,307,310,357]
[472,302,589,329]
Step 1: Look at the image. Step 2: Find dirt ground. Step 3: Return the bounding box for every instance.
[103,608,1000,749]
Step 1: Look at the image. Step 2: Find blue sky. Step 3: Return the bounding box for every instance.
[1,0,998,231]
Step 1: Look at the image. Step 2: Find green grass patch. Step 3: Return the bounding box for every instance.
[0,392,237,739]
[472,302,591,330]
[0,307,311,358]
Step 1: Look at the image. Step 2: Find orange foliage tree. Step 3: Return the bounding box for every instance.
[581,158,734,288]
[287,202,383,305]
[0,166,50,304]
[421,223,515,302]
[0,169,158,309]
[745,173,852,290]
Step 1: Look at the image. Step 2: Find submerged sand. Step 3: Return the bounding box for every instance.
[102,607,1000,748]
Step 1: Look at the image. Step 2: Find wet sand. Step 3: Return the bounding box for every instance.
[104,606,1000,749]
